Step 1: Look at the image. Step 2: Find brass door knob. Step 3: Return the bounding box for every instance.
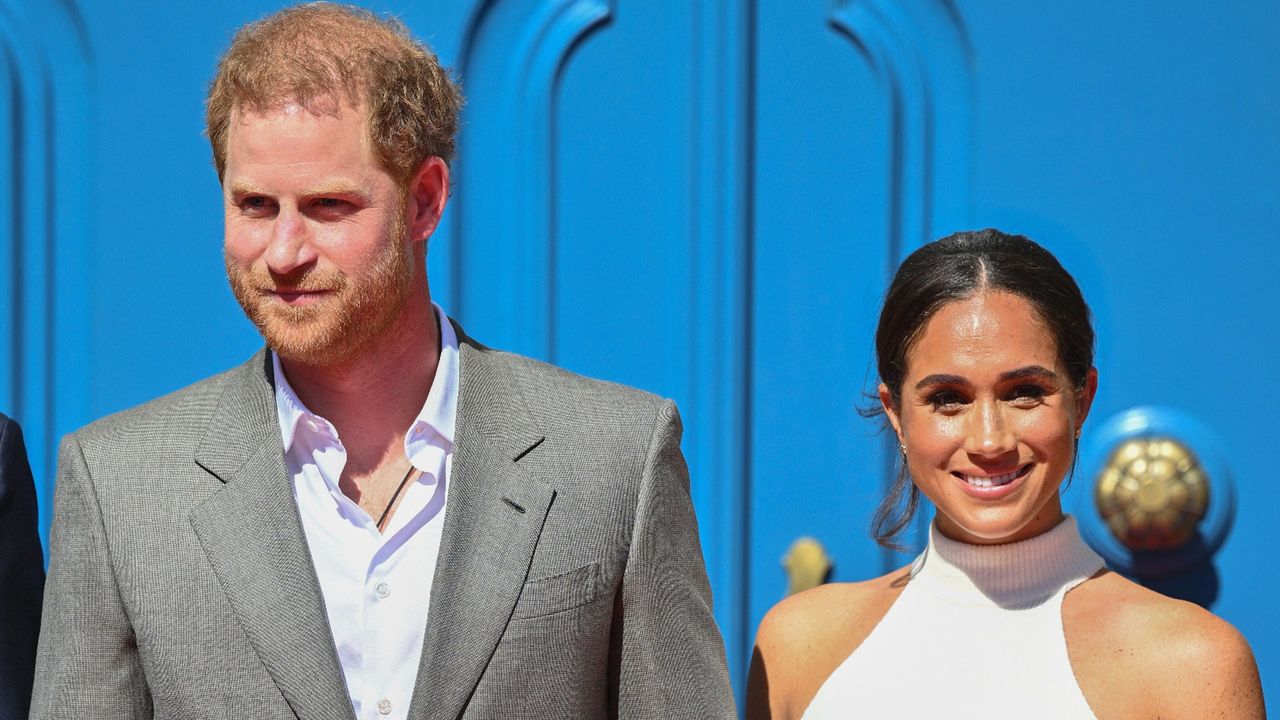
[1095,437,1209,551]
[782,537,832,595]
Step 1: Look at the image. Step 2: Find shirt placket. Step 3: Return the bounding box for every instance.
[308,416,386,719]
[363,546,397,718]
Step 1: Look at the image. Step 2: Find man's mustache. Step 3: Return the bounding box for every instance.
[241,269,346,294]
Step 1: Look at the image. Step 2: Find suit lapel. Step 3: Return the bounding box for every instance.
[189,351,355,720]
[407,331,554,720]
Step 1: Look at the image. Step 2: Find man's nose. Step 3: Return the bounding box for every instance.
[962,399,1016,457]
[264,208,316,276]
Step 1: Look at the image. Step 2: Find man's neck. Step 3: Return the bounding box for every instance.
[279,285,441,466]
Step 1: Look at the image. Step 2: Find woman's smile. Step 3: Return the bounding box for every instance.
[951,462,1034,498]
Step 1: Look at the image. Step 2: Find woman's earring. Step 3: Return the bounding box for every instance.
[899,442,907,456]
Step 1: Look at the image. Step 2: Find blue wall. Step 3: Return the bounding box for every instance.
[3,0,1276,705]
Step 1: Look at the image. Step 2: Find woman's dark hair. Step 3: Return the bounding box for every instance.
[870,228,1095,548]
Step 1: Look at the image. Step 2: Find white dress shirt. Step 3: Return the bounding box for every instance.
[272,306,458,720]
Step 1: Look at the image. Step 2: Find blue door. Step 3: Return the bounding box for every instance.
[4,0,1276,707]
[747,0,1280,706]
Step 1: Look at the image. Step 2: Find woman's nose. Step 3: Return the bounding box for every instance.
[962,400,1016,457]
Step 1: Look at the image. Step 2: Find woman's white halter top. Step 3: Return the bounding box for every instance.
[801,516,1105,719]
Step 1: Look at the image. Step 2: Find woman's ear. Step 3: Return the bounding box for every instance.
[1076,367,1099,432]
[878,383,905,446]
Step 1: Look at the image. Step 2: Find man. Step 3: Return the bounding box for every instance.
[0,412,43,719]
[32,4,735,720]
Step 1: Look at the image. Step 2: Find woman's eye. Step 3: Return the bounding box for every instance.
[927,390,966,410]
[1008,385,1048,405]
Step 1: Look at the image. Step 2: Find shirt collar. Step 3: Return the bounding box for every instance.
[408,305,458,449]
[273,352,311,454]
[272,303,460,456]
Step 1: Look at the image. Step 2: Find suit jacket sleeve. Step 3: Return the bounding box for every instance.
[610,400,737,719]
[30,434,152,719]
[0,415,44,720]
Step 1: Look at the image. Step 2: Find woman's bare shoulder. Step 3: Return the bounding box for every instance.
[748,567,911,720]
[1065,571,1264,719]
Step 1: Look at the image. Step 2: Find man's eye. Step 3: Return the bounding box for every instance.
[313,198,357,212]
[311,198,358,217]
[240,197,272,212]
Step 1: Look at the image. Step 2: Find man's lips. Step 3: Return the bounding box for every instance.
[263,288,334,304]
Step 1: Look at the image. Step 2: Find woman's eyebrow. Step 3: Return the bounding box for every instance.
[913,366,1059,390]
[1000,365,1059,382]
[914,373,968,390]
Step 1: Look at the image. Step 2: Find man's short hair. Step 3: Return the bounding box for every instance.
[205,2,463,185]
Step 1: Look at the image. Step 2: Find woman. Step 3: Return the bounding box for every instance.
[747,229,1264,719]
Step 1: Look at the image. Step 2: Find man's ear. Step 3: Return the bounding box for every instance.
[878,383,905,446]
[407,156,449,245]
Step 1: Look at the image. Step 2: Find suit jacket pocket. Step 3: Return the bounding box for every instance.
[510,561,602,620]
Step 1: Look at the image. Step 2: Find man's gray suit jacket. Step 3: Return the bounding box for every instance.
[31,327,736,719]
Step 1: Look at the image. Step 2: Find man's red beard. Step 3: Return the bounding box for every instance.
[225,230,416,368]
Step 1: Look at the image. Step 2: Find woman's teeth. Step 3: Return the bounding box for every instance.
[964,469,1021,488]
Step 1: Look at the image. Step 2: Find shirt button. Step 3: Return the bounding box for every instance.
[377,698,393,715]
[375,582,391,598]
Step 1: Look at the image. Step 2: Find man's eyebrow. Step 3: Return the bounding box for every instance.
[303,183,373,202]
[224,182,373,203]
[226,181,265,197]
[999,365,1059,382]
